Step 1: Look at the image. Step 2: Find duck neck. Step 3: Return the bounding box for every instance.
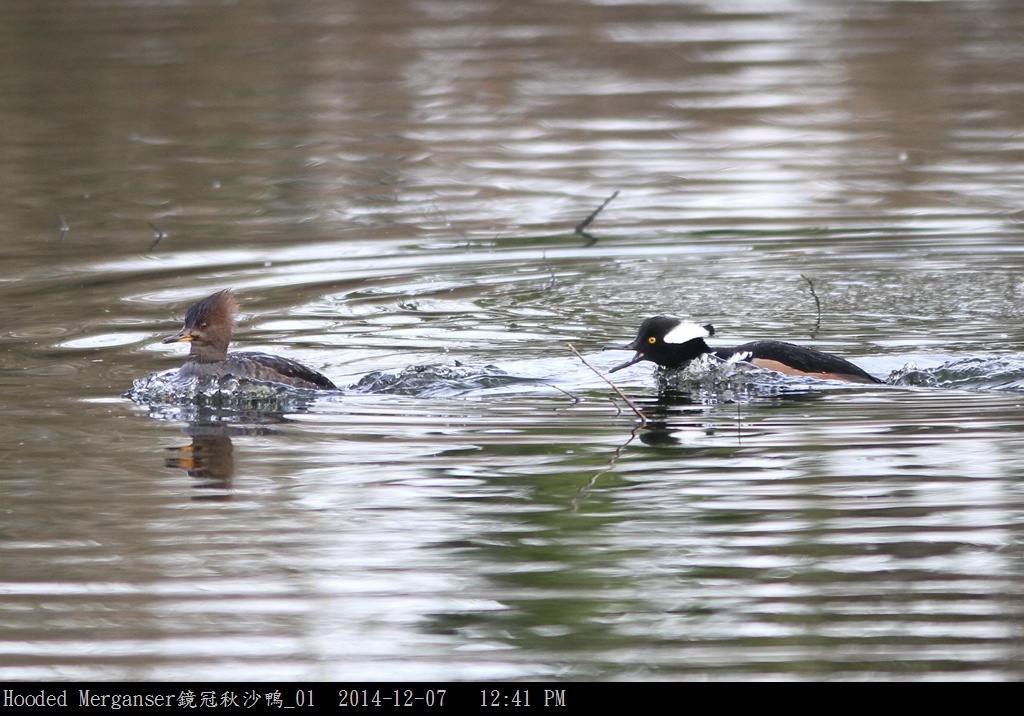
[189,340,229,363]
[665,337,711,369]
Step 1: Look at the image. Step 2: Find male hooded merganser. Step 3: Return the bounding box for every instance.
[606,315,880,385]
[161,289,339,390]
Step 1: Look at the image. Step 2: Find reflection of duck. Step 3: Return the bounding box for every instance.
[607,316,880,385]
[162,290,339,390]
[166,435,235,496]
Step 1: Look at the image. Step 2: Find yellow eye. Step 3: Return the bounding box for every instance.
[647,336,657,344]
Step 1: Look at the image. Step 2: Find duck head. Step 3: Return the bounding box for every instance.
[162,289,238,363]
[605,316,714,372]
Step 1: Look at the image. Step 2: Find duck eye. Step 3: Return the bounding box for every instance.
[647,336,657,344]
[199,322,208,330]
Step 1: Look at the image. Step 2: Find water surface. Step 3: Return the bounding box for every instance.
[3,0,1024,681]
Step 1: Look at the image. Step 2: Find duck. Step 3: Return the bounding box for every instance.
[605,315,880,384]
[161,289,339,390]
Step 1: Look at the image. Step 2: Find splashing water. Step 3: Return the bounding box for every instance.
[125,368,331,413]
[888,356,1024,391]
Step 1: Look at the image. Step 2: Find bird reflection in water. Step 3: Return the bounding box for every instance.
[163,415,287,500]
[165,434,236,499]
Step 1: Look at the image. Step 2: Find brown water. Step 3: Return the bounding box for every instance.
[3,0,1024,681]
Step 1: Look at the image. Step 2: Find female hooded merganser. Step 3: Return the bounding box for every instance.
[161,289,339,391]
[606,315,880,385]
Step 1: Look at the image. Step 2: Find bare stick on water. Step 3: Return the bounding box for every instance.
[575,190,619,246]
[800,273,822,337]
[148,222,166,250]
[567,343,647,425]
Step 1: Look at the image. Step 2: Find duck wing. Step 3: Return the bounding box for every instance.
[715,341,880,384]
[229,352,339,390]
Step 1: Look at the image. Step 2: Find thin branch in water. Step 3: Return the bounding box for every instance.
[607,396,623,416]
[737,396,742,444]
[572,425,641,512]
[148,221,167,250]
[567,342,647,425]
[58,215,69,241]
[574,190,619,246]
[541,381,581,405]
[800,273,822,337]
[541,250,556,291]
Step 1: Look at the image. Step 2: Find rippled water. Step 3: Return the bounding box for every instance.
[3,0,1024,681]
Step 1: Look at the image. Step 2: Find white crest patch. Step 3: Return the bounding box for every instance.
[663,322,712,344]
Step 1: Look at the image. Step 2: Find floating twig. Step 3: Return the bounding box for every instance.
[541,250,556,291]
[58,215,69,241]
[800,273,822,337]
[541,381,581,404]
[607,396,623,416]
[148,221,166,250]
[574,190,619,246]
[568,342,647,424]
[737,397,742,444]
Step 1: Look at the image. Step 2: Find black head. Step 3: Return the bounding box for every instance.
[604,315,715,372]
[161,289,239,363]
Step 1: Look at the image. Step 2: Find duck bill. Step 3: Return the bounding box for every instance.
[603,341,643,373]
[161,327,194,344]
[607,351,646,373]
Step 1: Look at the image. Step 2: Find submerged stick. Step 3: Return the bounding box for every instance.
[574,190,619,245]
[572,425,641,511]
[567,342,647,424]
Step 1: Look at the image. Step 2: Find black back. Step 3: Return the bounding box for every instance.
[715,341,880,383]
